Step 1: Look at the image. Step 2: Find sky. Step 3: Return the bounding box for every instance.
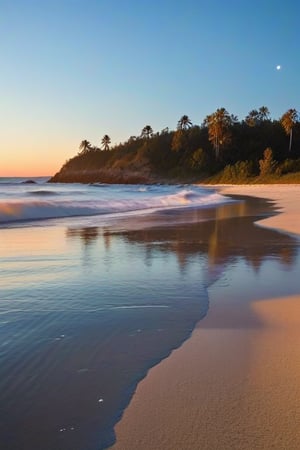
[1,0,299,176]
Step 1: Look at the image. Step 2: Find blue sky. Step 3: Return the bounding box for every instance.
[1,0,299,175]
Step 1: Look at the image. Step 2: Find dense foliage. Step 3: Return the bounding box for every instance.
[52,108,300,184]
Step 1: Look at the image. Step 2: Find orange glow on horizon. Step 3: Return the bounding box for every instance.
[0,164,58,178]
[1,170,54,177]
[1,136,77,178]
[1,150,69,178]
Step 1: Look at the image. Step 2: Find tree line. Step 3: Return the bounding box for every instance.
[63,106,300,183]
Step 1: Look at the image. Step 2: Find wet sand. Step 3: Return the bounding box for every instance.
[111,185,300,450]
[220,184,300,236]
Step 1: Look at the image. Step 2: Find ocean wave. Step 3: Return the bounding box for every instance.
[89,183,110,188]
[0,188,229,225]
[28,190,59,196]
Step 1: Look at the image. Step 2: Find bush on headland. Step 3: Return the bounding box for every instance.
[49,108,300,184]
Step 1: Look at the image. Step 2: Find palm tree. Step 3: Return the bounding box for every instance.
[203,108,232,160]
[245,110,259,127]
[141,125,153,139]
[258,106,270,121]
[280,109,299,152]
[245,107,270,126]
[101,135,111,151]
[79,140,91,153]
[177,115,192,130]
[230,114,239,124]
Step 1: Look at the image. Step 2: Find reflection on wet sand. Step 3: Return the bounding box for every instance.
[66,196,297,276]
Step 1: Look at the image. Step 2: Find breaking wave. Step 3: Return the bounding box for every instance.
[0,186,229,225]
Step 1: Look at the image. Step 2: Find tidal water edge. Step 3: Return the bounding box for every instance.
[0,181,300,450]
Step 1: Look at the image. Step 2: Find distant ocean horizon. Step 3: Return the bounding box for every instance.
[0,176,51,181]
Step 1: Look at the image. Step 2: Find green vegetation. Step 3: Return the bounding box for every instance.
[50,107,300,184]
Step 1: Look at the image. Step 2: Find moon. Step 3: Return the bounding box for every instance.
[276,65,281,70]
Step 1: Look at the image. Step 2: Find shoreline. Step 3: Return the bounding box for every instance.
[110,184,300,450]
[217,184,300,237]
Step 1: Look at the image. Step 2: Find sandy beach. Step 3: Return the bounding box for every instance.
[111,185,300,450]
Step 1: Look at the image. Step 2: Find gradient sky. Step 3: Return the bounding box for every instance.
[1,0,299,176]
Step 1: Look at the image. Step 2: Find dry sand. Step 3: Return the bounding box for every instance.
[111,185,300,450]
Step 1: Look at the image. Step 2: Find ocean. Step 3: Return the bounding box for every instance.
[0,177,228,226]
[1,177,300,449]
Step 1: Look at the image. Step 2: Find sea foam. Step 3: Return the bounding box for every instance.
[0,182,229,225]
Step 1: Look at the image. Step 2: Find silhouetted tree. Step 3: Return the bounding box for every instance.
[101,135,111,151]
[141,125,153,139]
[230,114,239,124]
[245,110,259,127]
[177,115,192,130]
[258,106,270,121]
[245,107,270,126]
[79,140,91,153]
